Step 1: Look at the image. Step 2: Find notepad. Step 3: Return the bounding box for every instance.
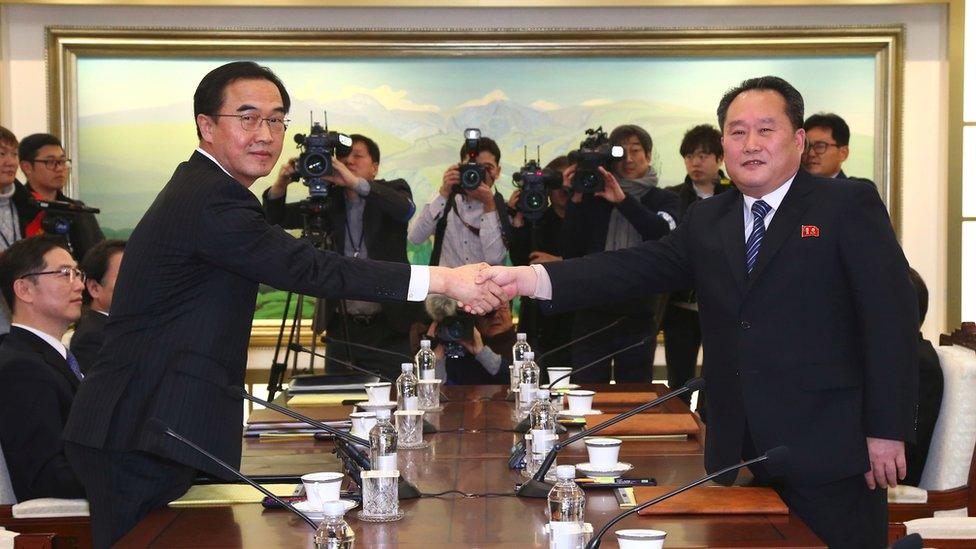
[169,483,300,507]
[287,393,366,406]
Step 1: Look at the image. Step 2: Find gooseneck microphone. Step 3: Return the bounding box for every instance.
[322,336,413,361]
[535,317,624,365]
[146,418,318,529]
[584,446,790,549]
[545,335,653,391]
[516,377,706,498]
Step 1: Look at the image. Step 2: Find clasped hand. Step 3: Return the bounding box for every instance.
[433,264,534,315]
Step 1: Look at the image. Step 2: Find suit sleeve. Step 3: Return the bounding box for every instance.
[68,327,100,375]
[614,187,680,241]
[838,183,919,442]
[0,362,85,499]
[260,188,305,230]
[367,178,415,223]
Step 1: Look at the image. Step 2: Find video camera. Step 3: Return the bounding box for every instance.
[512,147,563,222]
[435,313,477,359]
[567,126,624,194]
[457,128,486,192]
[291,113,352,199]
[29,197,100,239]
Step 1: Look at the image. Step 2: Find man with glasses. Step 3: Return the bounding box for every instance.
[408,135,512,267]
[0,126,32,342]
[70,239,126,374]
[60,60,505,548]
[801,113,875,187]
[0,235,87,502]
[18,133,105,261]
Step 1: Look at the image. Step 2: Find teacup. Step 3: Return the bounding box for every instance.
[615,529,666,549]
[364,381,392,403]
[566,390,596,413]
[349,411,377,440]
[585,437,622,468]
[301,471,343,510]
[546,367,572,389]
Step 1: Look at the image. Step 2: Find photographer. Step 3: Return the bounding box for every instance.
[262,134,418,381]
[424,295,515,385]
[507,155,574,366]
[408,135,511,267]
[560,124,680,383]
[18,133,104,261]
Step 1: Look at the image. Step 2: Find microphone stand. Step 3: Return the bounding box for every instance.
[585,446,790,548]
[322,336,413,361]
[516,377,705,498]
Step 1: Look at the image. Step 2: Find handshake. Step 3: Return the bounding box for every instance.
[428,264,542,315]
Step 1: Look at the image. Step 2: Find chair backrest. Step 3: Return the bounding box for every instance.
[0,443,17,505]
[919,345,976,491]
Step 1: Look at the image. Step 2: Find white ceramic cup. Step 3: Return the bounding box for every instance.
[349,411,377,440]
[301,471,343,511]
[546,367,572,389]
[615,529,666,549]
[566,390,596,413]
[364,381,392,403]
[549,521,592,549]
[585,437,622,467]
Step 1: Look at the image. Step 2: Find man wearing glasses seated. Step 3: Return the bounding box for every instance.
[18,133,105,260]
[0,235,87,502]
[801,113,876,188]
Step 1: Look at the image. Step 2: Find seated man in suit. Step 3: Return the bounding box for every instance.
[0,235,86,501]
[70,239,125,374]
[424,294,514,385]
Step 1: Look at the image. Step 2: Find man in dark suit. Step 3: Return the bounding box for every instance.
[262,134,418,380]
[60,61,505,548]
[70,239,125,374]
[479,76,918,548]
[0,235,86,501]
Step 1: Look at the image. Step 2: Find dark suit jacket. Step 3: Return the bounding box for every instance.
[542,169,918,485]
[19,186,105,261]
[69,309,108,375]
[262,179,419,332]
[0,327,85,501]
[904,336,944,486]
[62,151,412,478]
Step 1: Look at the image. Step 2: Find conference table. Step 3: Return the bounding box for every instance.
[117,384,824,547]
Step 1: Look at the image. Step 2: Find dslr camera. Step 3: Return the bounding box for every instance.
[567,126,624,194]
[512,156,562,222]
[291,115,353,198]
[436,313,477,359]
[457,128,486,192]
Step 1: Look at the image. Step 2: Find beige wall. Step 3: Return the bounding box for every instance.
[0,3,950,339]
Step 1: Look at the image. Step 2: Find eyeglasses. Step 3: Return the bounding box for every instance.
[683,152,715,163]
[19,266,87,284]
[211,113,290,133]
[805,141,841,154]
[32,158,71,170]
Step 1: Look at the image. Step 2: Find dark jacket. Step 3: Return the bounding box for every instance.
[70,309,108,375]
[21,185,105,261]
[904,335,944,486]
[0,327,85,501]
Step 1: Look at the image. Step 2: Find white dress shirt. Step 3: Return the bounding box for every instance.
[408,192,507,267]
[12,323,67,359]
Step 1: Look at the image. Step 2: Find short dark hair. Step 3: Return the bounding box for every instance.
[80,239,126,304]
[459,137,501,165]
[0,235,70,311]
[0,126,17,149]
[907,267,928,324]
[347,134,381,164]
[193,61,291,140]
[545,155,570,173]
[18,133,63,163]
[609,124,653,155]
[679,124,723,157]
[717,76,805,132]
[803,113,851,147]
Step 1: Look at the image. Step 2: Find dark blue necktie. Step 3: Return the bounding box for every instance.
[745,200,772,275]
[66,350,84,381]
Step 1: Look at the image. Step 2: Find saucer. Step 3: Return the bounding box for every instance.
[293,499,358,520]
[356,401,398,411]
[574,462,634,479]
[549,383,581,392]
[557,409,602,417]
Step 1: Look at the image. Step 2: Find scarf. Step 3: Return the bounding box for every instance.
[604,167,659,251]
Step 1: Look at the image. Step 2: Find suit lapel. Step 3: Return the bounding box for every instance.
[10,327,79,391]
[718,192,748,296]
[745,171,815,293]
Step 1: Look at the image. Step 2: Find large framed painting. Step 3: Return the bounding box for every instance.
[46,27,903,344]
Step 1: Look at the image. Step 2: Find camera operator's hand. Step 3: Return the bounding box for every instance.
[324,159,361,189]
[507,189,524,227]
[562,165,584,204]
[594,167,625,204]
[440,165,461,198]
[465,183,496,213]
[529,251,562,264]
[460,328,485,356]
[269,157,297,198]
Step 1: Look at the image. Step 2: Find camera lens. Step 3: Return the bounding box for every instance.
[526,192,545,210]
[581,171,599,190]
[303,153,330,177]
[461,167,482,189]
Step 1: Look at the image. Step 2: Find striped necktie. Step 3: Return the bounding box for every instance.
[66,350,84,381]
[745,200,772,275]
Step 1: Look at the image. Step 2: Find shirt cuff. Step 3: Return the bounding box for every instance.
[407,265,430,301]
[355,179,371,196]
[530,264,553,300]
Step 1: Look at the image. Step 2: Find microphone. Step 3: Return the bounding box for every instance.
[323,336,413,361]
[29,197,101,215]
[145,418,318,529]
[535,317,625,365]
[517,377,706,498]
[584,446,790,548]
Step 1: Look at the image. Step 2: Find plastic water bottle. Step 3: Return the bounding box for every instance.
[525,388,557,477]
[314,500,356,548]
[416,340,437,381]
[547,465,585,524]
[369,408,398,471]
[511,333,532,393]
[396,362,419,411]
[518,351,541,415]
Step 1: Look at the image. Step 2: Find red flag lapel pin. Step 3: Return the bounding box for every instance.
[801,225,820,238]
